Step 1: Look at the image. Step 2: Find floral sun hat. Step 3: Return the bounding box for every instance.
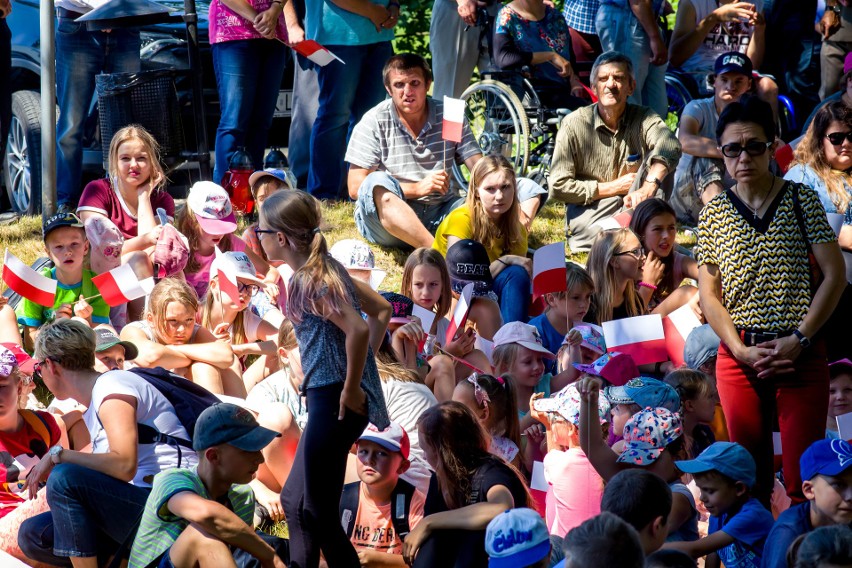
[616,407,683,466]
[533,383,611,426]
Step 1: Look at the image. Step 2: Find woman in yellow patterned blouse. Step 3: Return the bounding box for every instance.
[695,96,847,507]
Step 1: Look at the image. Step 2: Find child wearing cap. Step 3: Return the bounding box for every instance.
[93,327,139,373]
[826,359,852,440]
[330,239,387,292]
[485,508,552,568]
[242,168,292,266]
[340,422,427,566]
[761,439,852,568]
[16,212,111,350]
[556,323,606,383]
[127,403,286,568]
[528,385,609,535]
[665,442,775,568]
[603,376,681,452]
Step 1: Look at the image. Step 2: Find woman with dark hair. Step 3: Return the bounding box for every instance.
[785,101,852,282]
[401,401,532,568]
[696,95,847,505]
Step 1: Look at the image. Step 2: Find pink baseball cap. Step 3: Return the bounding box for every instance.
[493,322,556,360]
[358,422,410,459]
[0,343,34,375]
[573,352,639,386]
[187,181,238,235]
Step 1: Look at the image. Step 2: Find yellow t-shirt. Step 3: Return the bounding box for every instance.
[432,206,528,261]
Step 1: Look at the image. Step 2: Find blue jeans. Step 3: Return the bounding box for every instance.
[308,41,393,199]
[288,54,319,188]
[212,39,288,184]
[18,463,149,563]
[55,17,140,207]
[493,264,531,324]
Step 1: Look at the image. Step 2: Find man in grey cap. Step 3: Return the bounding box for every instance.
[93,327,138,373]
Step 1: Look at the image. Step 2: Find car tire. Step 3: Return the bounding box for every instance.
[3,90,42,215]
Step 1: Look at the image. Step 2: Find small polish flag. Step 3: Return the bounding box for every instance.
[291,40,343,67]
[442,96,465,143]
[2,250,57,307]
[662,304,702,367]
[602,314,668,366]
[593,210,634,231]
[445,283,474,344]
[91,263,155,307]
[412,304,437,351]
[532,242,567,301]
[214,249,240,303]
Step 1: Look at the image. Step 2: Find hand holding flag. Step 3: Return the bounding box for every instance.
[289,40,344,67]
[442,96,465,143]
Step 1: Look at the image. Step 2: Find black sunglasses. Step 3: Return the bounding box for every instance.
[826,132,852,146]
[719,141,772,158]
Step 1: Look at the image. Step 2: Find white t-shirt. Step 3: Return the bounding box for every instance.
[380,379,437,494]
[82,370,198,487]
[245,368,308,431]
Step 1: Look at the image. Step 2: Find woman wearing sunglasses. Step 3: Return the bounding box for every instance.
[696,95,846,506]
[786,101,852,282]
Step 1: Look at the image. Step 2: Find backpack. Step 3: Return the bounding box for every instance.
[340,478,417,542]
[20,409,54,448]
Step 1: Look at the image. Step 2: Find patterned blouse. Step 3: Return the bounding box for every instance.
[495,5,573,84]
[695,181,836,331]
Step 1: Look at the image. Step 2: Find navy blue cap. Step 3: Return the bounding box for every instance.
[676,442,757,487]
[800,439,852,481]
[714,52,753,77]
[193,403,280,452]
[43,212,84,239]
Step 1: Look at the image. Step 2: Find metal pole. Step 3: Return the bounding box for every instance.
[182,0,210,180]
[40,0,57,218]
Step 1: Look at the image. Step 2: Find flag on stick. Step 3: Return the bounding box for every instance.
[442,96,465,143]
[445,283,474,344]
[291,40,343,66]
[2,250,56,307]
[602,314,668,366]
[532,242,567,301]
[91,263,155,307]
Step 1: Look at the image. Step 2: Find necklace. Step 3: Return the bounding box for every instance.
[735,176,775,219]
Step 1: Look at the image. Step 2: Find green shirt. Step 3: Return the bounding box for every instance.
[128,467,255,568]
[15,267,110,327]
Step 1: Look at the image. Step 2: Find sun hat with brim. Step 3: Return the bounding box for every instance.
[210,251,265,287]
[187,181,238,235]
[617,407,683,466]
[486,508,551,568]
[534,383,610,425]
[0,343,35,374]
[249,168,295,190]
[193,403,280,451]
[93,329,139,361]
[604,377,681,412]
[573,352,638,386]
[330,239,387,291]
[676,442,757,487]
[493,321,556,360]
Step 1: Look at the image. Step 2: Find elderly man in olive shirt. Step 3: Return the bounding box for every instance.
[549,51,682,252]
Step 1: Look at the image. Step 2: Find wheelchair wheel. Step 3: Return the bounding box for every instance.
[665,74,693,119]
[452,79,530,188]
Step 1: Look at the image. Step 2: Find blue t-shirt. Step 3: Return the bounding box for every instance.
[760,502,812,568]
[528,313,564,374]
[708,498,775,568]
[306,0,393,46]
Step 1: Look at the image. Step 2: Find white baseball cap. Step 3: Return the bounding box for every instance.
[493,322,556,360]
[210,250,264,286]
[329,239,386,290]
[187,181,237,235]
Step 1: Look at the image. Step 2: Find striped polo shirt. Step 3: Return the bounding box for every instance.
[345,97,481,206]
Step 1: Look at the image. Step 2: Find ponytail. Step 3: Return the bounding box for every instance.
[465,373,522,451]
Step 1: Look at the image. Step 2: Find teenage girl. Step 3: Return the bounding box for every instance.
[629,199,701,317]
[452,373,522,468]
[586,228,648,324]
[120,277,237,396]
[257,190,392,567]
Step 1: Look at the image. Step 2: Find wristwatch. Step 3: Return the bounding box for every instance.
[645,176,662,189]
[832,5,843,14]
[49,445,63,464]
[792,330,811,349]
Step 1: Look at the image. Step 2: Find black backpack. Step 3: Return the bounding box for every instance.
[339,478,417,542]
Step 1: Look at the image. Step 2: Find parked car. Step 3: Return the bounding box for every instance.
[3,0,294,214]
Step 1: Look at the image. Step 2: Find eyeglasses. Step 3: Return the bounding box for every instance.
[826,132,852,146]
[613,247,644,259]
[238,282,260,297]
[719,141,772,158]
[253,227,277,240]
[33,359,48,381]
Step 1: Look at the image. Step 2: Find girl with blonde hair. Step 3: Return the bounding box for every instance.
[586,228,647,324]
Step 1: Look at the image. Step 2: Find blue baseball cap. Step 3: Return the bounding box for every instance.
[684,324,720,370]
[604,377,681,412]
[193,403,280,452]
[800,439,852,481]
[676,442,757,487]
[486,508,551,568]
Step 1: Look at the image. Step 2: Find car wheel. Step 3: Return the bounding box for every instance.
[3,90,42,215]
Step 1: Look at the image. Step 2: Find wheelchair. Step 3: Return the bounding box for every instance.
[451,70,582,193]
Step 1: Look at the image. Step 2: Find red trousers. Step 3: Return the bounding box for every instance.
[716,341,829,505]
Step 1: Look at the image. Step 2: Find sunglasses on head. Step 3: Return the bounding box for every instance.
[826,132,852,146]
[719,141,772,158]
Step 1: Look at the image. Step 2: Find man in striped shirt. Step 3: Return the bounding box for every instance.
[347,53,547,249]
[549,51,681,253]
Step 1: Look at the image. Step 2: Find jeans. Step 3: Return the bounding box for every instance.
[55,17,140,207]
[212,39,288,184]
[288,54,319,188]
[493,264,531,324]
[18,464,149,564]
[595,4,667,117]
[308,41,393,199]
[281,382,369,568]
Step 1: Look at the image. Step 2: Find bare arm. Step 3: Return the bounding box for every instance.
[663,530,735,559]
[668,0,711,67]
[324,301,371,415]
[121,326,194,369]
[746,12,765,69]
[678,115,723,159]
[219,0,258,21]
[351,278,392,353]
[628,0,667,65]
[78,210,156,255]
[666,492,696,540]
[798,241,846,339]
[577,376,623,482]
[839,225,852,250]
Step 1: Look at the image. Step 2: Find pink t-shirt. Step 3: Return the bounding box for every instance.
[185,235,247,299]
[543,448,604,535]
[77,178,175,240]
[208,0,287,45]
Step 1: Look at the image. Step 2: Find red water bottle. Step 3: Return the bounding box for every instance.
[221,147,254,215]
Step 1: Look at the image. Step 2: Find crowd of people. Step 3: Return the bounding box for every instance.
[1,0,852,567]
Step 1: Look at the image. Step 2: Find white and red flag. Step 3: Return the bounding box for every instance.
[292,40,343,67]
[91,263,155,307]
[662,304,703,367]
[602,314,668,366]
[215,251,241,303]
[2,250,56,307]
[445,283,474,344]
[442,96,465,143]
[532,242,567,301]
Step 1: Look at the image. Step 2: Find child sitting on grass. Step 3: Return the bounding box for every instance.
[452,373,522,467]
[666,442,775,568]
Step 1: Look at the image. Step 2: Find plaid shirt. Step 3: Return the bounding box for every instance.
[562,0,600,35]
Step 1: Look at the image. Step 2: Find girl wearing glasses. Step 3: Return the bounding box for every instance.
[585,227,647,324]
[121,278,238,396]
[200,251,281,394]
[696,95,846,505]
[786,101,852,281]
